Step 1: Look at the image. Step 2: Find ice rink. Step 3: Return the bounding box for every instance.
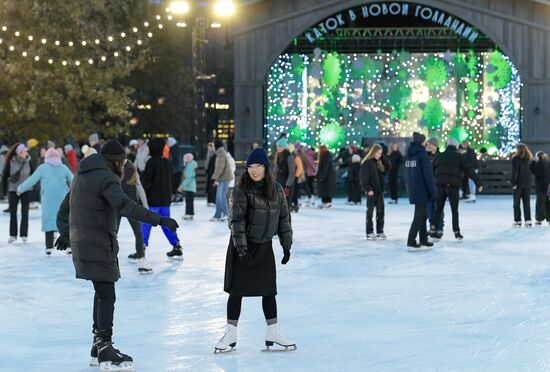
[2,196,550,371]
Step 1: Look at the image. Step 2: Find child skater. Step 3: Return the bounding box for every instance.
[182,153,197,220]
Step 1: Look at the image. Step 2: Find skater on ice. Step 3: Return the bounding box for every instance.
[140,137,184,259]
[511,143,534,228]
[16,148,73,255]
[404,133,436,251]
[430,138,483,242]
[55,139,179,371]
[360,143,391,240]
[316,145,337,209]
[215,147,296,353]
[529,151,550,226]
[210,139,234,222]
[181,153,197,221]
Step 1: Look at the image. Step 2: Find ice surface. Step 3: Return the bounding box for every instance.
[2,196,550,371]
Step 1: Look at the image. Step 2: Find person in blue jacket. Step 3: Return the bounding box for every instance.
[404,132,436,251]
[17,148,73,255]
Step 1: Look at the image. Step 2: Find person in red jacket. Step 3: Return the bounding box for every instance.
[64,144,78,173]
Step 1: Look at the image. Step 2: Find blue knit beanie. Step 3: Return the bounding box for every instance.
[276,138,288,148]
[246,148,270,170]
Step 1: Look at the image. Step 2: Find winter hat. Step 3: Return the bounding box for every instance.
[100,139,127,161]
[89,133,99,143]
[276,138,288,149]
[351,154,361,163]
[16,143,27,156]
[45,148,62,166]
[0,145,9,154]
[84,147,97,158]
[427,137,438,146]
[447,138,459,148]
[167,137,177,148]
[129,139,138,147]
[27,138,39,149]
[246,148,270,170]
[412,132,426,144]
[214,139,224,150]
[47,140,55,149]
[183,153,194,163]
[64,144,73,152]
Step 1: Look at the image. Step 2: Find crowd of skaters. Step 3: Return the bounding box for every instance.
[1,132,550,257]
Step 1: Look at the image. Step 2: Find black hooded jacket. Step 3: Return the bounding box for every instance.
[433,146,481,188]
[56,154,161,282]
[529,158,550,194]
[141,138,172,206]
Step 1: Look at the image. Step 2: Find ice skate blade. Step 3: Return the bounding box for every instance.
[90,357,99,367]
[407,246,432,252]
[168,256,184,261]
[138,269,153,275]
[214,343,236,354]
[262,342,297,352]
[99,361,133,371]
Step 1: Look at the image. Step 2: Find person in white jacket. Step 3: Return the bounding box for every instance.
[226,152,237,206]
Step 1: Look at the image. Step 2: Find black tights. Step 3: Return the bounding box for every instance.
[227,295,277,324]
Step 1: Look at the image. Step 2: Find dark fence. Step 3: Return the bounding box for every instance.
[193,159,520,197]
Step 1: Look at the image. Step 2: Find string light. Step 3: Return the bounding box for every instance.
[41,38,46,44]
[95,39,100,44]
[1,26,6,31]
[62,60,67,66]
[22,51,27,57]
[27,35,33,41]
[75,60,80,66]
[81,40,87,46]
[88,59,94,64]
[34,56,39,61]
[48,58,53,64]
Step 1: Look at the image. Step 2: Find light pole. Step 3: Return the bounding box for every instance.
[169,0,235,158]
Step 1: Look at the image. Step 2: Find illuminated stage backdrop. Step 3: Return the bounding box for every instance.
[265,50,521,156]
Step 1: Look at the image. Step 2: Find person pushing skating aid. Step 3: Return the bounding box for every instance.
[56,139,179,371]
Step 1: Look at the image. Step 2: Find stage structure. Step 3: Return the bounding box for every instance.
[265,2,521,156]
[232,0,550,160]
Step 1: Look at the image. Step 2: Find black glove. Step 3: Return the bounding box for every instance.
[159,217,179,233]
[281,249,291,265]
[239,253,254,269]
[54,235,69,251]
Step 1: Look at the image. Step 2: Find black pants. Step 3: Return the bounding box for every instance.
[535,192,550,222]
[513,187,532,222]
[433,185,460,233]
[116,215,145,257]
[185,191,195,216]
[207,177,216,204]
[389,171,399,201]
[348,182,362,203]
[321,197,332,203]
[9,191,30,237]
[227,295,277,321]
[45,231,54,249]
[366,193,385,234]
[172,171,182,195]
[92,281,116,341]
[408,204,428,244]
[307,176,315,196]
[292,179,311,206]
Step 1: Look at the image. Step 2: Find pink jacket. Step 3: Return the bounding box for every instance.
[306,150,317,177]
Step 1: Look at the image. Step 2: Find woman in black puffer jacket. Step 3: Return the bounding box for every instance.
[511,143,533,227]
[215,148,296,353]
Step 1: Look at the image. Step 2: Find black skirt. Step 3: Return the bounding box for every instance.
[224,237,277,297]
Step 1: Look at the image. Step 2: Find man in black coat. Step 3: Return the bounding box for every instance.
[462,140,479,203]
[431,138,483,241]
[56,139,179,368]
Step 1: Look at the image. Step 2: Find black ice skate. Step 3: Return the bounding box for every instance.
[127,252,143,263]
[90,333,102,367]
[97,342,134,371]
[454,231,464,242]
[166,244,183,260]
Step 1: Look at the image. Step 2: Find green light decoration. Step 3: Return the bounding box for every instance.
[322,53,342,88]
[290,54,305,77]
[487,51,512,89]
[319,121,345,149]
[288,125,306,143]
[265,51,522,157]
[420,57,448,90]
[422,98,446,130]
[351,57,383,81]
[450,126,470,143]
[466,80,480,107]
